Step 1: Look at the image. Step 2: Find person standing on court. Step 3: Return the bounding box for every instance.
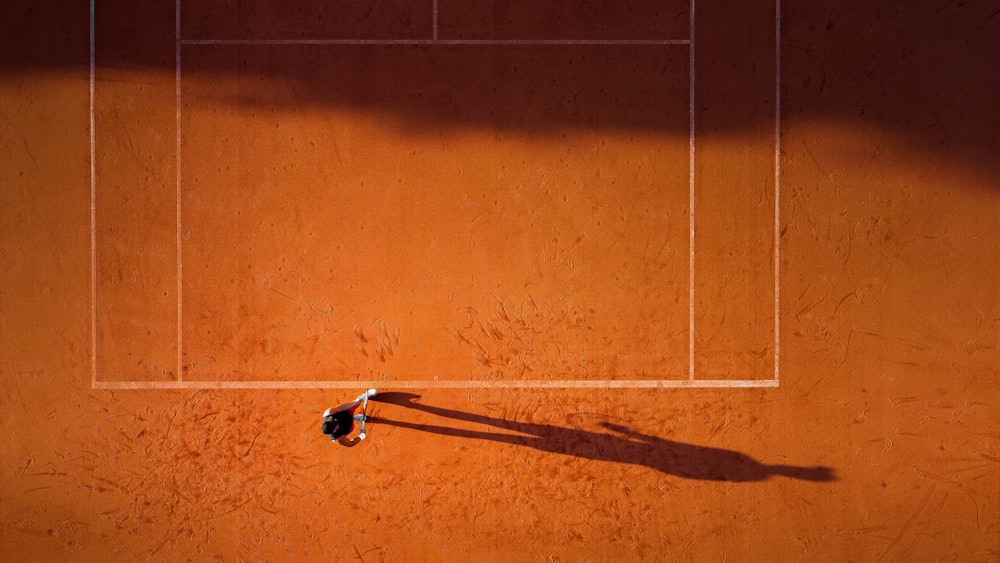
[321,388,377,446]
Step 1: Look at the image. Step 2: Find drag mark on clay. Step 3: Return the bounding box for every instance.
[876,482,943,562]
[295,298,337,338]
[243,431,261,457]
[2,311,59,455]
[916,468,989,531]
[353,544,384,563]
[454,294,595,378]
[269,287,296,301]
[352,314,401,365]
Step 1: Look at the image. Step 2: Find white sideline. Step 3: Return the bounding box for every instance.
[774,0,782,384]
[176,0,184,382]
[688,0,697,381]
[90,0,97,388]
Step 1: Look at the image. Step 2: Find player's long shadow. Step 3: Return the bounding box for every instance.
[369,392,836,482]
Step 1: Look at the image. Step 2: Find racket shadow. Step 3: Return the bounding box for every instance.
[369,392,836,482]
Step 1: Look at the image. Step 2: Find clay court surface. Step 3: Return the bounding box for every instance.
[1,0,998,560]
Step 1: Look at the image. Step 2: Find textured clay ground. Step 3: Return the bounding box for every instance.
[1,0,998,561]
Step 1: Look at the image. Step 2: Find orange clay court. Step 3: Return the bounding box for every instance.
[1,0,997,560]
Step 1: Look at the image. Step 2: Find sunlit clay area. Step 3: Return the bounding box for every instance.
[1,0,997,560]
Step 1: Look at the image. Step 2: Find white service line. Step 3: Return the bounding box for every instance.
[180,38,691,46]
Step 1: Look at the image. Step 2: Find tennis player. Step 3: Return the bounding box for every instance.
[321,388,377,446]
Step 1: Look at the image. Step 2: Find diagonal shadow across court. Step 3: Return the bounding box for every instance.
[370,392,835,482]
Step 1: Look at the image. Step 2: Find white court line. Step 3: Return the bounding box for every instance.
[93,379,779,390]
[90,0,97,388]
[176,0,184,382]
[688,0,696,381]
[91,0,781,389]
[180,38,691,46]
[432,0,439,41]
[774,0,782,385]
